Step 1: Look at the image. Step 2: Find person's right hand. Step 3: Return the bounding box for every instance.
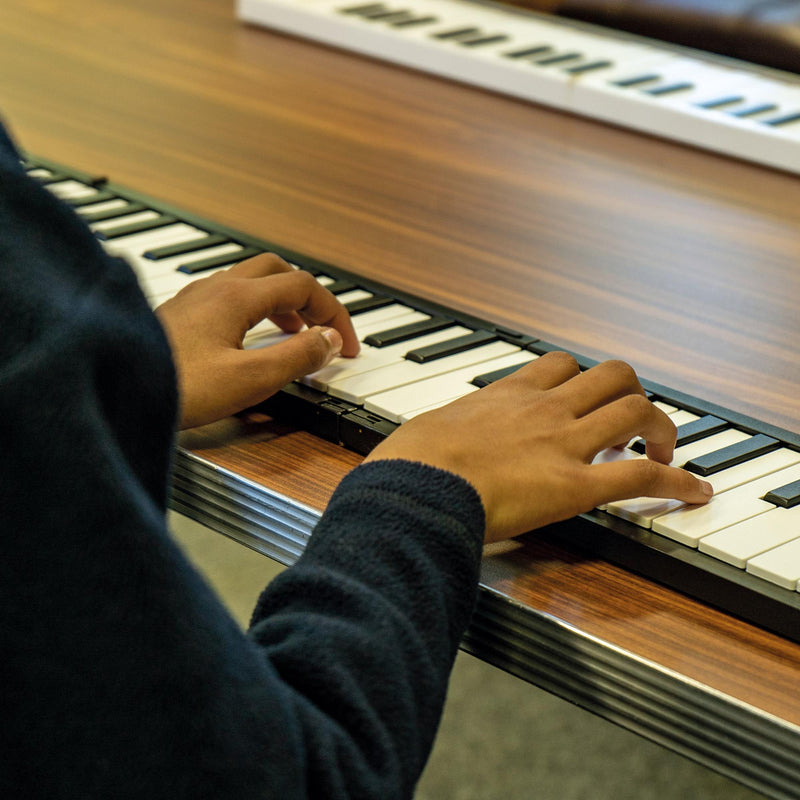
[363,351,713,543]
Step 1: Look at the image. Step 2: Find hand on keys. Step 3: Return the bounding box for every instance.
[155,253,359,429]
[365,351,714,543]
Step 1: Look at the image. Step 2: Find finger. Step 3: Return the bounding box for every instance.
[237,326,344,401]
[585,458,713,508]
[573,393,677,464]
[504,350,580,391]
[550,359,645,419]
[224,252,295,279]
[225,270,360,357]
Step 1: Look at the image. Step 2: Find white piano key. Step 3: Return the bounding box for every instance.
[90,210,160,231]
[604,495,685,527]
[652,400,678,414]
[352,309,431,340]
[75,198,130,216]
[335,289,374,305]
[47,180,98,200]
[699,506,800,568]
[669,429,750,468]
[347,303,424,335]
[604,428,742,521]
[102,224,210,261]
[601,444,800,524]
[364,351,536,422]
[707,447,800,494]
[664,408,701,427]
[303,325,471,391]
[399,391,480,422]
[651,462,800,547]
[328,340,520,403]
[746,538,800,590]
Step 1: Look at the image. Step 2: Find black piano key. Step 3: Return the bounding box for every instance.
[392,15,438,28]
[345,295,394,315]
[471,360,530,388]
[731,103,777,118]
[645,81,694,97]
[359,9,411,22]
[143,233,228,260]
[405,330,497,363]
[504,45,552,59]
[763,111,800,127]
[612,73,661,88]
[565,60,613,75]
[674,415,729,446]
[64,190,118,208]
[176,245,261,274]
[362,316,452,347]
[684,434,780,477]
[763,478,800,508]
[432,27,481,40]
[459,34,510,47]
[94,214,178,241]
[631,414,728,454]
[535,52,582,66]
[79,202,148,223]
[340,3,387,16]
[696,95,744,110]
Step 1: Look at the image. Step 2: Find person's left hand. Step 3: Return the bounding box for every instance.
[155,253,360,429]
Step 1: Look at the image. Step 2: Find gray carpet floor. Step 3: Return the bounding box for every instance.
[170,512,767,799]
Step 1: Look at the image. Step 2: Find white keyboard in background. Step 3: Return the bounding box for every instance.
[237,0,800,174]
[28,158,800,643]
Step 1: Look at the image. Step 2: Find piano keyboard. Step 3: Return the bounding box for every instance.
[27,156,800,643]
[237,0,800,176]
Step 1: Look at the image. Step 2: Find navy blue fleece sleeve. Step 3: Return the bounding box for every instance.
[249,461,485,799]
[0,121,486,800]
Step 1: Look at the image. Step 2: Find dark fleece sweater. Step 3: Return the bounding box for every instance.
[0,121,485,799]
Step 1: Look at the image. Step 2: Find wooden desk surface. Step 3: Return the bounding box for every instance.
[4,0,800,795]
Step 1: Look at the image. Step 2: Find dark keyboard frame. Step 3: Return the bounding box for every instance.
[28,154,800,644]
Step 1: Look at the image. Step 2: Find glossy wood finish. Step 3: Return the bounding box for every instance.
[5,0,800,790]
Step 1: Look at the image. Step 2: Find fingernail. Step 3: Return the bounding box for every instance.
[317,326,342,357]
[700,480,714,498]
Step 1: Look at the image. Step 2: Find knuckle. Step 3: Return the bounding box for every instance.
[545,350,580,374]
[618,391,652,417]
[602,359,638,386]
[247,251,289,271]
[289,268,319,294]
